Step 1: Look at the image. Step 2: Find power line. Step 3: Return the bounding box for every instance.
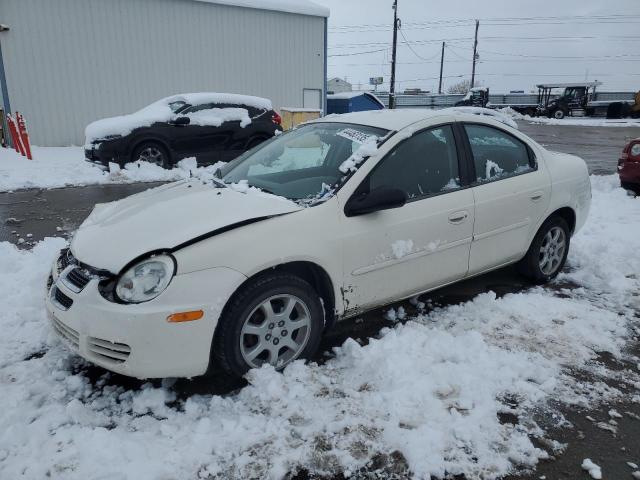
[444,44,640,60]
[398,27,441,61]
[329,14,640,30]
[328,38,473,48]
[328,48,388,58]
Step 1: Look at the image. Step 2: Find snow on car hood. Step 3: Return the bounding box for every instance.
[71,180,301,273]
[84,92,273,145]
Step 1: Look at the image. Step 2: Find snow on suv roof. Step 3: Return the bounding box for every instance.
[191,0,330,17]
[315,107,518,131]
[162,92,273,110]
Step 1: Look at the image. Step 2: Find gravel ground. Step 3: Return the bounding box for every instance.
[517,121,639,175]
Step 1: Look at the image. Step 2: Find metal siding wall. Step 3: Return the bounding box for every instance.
[0,0,325,146]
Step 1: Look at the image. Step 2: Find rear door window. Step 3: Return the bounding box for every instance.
[464,124,534,183]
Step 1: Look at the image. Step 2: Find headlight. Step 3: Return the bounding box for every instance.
[115,254,176,303]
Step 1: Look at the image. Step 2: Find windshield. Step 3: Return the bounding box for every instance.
[221,122,388,203]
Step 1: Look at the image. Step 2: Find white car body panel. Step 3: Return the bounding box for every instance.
[46,109,592,378]
[468,141,552,274]
[71,180,301,273]
[48,264,246,378]
[337,188,475,313]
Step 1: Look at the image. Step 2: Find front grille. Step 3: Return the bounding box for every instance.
[52,287,73,310]
[51,315,79,349]
[88,337,131,364]
[65,268,91,291]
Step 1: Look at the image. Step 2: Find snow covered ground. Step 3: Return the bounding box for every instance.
[0,176,639,479]
[0,146,223,192]
[498,107,640,128]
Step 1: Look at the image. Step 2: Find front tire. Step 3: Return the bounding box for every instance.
[213,274,324,377]
[553,109,566,120]
[131,142,171,169]
[518,216,570,283]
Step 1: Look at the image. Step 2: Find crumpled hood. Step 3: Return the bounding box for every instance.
[71,180,302,273]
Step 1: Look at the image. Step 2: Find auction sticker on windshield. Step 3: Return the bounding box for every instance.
[337,128,375,144]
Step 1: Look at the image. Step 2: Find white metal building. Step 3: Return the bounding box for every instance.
[327,77,352,94]
[0,0,329,146]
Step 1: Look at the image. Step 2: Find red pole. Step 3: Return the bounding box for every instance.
[7,114,25,156]
[16,112,32,160]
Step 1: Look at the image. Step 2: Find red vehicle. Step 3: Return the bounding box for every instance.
[619,138,640,192]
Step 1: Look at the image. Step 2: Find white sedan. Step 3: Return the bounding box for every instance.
[46,109,591,379]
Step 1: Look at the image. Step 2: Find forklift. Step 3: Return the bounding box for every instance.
[536,82,602,119]
[454,87,489,107]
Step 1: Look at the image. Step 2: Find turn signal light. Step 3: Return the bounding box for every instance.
[167,310,204,323]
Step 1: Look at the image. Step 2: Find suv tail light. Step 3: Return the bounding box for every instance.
[629,142,640,162]
[272,111,282,126]
[622,141,640,164]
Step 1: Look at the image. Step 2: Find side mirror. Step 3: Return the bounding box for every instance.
[344,186,407,217]
[171,116,191,126]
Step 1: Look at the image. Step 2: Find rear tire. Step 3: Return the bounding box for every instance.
[518,216,570,283]
[213,273,324,377]
[131,142,171,169]
[621,181,640,195]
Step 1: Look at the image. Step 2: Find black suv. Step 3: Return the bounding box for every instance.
[84,93,283,168]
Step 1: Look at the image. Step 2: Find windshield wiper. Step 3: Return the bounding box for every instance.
[209,176,227,188]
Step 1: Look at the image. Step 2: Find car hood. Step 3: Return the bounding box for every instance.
[71,180,302,273]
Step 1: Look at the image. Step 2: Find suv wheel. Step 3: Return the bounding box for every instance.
[132,142,170,168]
[213,273,324,377]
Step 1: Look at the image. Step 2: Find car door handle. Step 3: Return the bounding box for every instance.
[530,191,544,202]
[448,211,469,224]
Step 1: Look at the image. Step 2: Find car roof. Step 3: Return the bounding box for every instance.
[313,108,517,132]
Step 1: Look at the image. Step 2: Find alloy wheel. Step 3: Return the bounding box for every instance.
[239,294,312,369]
[538,226,566,276]
[136,146,165,166]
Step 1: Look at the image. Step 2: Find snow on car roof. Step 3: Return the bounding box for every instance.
[162,92,273,110]
[315,107,518,132]
[190,0,329,17]
[85,92,273,144]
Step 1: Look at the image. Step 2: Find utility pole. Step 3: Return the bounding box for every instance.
[438,41,445,94]
[389,0,399,109]
[471,19,479,88]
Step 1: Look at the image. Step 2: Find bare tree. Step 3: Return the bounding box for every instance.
[447,79,473,95]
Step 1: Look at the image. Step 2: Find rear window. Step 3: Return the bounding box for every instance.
[464,124,534,183]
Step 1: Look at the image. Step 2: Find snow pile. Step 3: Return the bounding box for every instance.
[85,92,271,143]
[0,176,639,479]
[559,175,640,303]
[497,107,640,128]
[193,0,330,17]
[581,459,602,479]
[444,106,519,130]
[188,107,251,128]
[0,146,225,192]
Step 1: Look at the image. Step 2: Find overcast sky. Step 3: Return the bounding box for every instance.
[313,0,640,94]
